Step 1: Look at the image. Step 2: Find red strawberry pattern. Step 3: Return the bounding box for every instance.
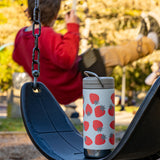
[93,120,103,132]
[83,90,115,150]
[90,93,99,104]
[95,134,106,145]
[84,121,89,131]
[110,120,115,129]
[108,105,114,116]
[94,105,105,117]
[85,136,93,145]
[85,104,92,116]
[111,93,115,104]
[109,134,115,145]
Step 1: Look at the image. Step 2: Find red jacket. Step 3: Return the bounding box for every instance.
[13,23,83,104]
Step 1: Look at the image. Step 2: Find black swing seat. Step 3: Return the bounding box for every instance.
[20,77,160,160]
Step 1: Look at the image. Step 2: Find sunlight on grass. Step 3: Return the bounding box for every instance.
[115,125,128,132]
[115,106,139,114]
[0,118,25,132]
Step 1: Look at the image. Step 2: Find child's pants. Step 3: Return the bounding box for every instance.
[99,37,155,75]
[79,37,155,77]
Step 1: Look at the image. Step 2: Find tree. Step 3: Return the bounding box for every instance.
[0,0,160,93]
[0,47,24,91]
[111,61,152,105]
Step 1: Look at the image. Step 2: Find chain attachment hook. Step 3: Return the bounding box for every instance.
[32,70,40,90]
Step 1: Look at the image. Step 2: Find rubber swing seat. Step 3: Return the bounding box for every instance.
[21,77,160,160]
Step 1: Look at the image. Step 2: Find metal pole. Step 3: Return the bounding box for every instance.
[0,42,14,51]
[121,67,126,111]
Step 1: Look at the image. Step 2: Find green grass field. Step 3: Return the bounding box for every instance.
[0,118,25,132]
[0,117,128,133]
[0,106,138,132]
[115,106,139,113]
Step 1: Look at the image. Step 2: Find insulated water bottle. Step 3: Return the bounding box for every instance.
[83,71,115,158]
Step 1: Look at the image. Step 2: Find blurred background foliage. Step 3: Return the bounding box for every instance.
[0,0,160,97]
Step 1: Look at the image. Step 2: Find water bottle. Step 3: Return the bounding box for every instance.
[83,71,115,158]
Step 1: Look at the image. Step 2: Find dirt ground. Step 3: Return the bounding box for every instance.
[0,132,124,160]
[0,133,47,160]
[0,131,125,160]
[1,132,159,160]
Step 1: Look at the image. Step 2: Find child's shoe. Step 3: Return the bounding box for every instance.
[148,12,160,49]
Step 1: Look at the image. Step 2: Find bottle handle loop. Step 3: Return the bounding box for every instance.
[84,71,104,88]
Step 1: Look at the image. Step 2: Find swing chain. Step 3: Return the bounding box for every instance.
[32,0,41,89]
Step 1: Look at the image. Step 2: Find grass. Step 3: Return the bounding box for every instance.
[115,106,139,114]
[0,118,25,132]
[0,117,129,133]
[0,106,138,132]
[115,125,128,132]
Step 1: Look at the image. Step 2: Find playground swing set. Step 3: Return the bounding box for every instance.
[20,0,160,159]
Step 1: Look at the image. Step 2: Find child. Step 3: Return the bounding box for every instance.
[13,0,160,105]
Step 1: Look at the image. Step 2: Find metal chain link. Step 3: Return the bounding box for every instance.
[32,0,41,89]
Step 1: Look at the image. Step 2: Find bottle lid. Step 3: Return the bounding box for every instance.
[83,71,114,89]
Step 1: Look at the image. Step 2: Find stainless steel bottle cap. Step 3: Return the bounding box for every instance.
[83,77,114,89]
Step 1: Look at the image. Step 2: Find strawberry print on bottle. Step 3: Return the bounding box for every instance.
[85,136,93,145]
[95,134,106,145]
[94,105,105,117]
[110,120,115,129]
[85,104,92,116]
[108,105,114,116]
[109,134,115,145]
[93,120,103,132]
[84,121,89,131]
[83,89,115,150]
[90,93,99,104]
[111,93,115,104]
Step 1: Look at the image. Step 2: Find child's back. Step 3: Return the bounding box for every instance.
[13,0,82,104]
